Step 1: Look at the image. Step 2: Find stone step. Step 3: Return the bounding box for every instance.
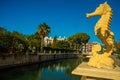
[72,62,120,80]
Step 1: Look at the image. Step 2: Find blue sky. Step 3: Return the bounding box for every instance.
[0,0,120,42]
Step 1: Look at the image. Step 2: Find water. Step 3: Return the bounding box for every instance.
[0,58,82,80]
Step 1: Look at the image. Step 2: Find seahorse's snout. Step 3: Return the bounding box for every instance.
[86,12,98,18]
[86,13,91,18]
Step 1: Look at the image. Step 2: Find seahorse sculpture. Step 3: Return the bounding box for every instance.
[86,2,115,69]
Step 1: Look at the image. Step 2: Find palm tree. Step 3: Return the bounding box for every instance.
[38,22,50,52]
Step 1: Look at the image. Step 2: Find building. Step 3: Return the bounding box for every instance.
[44,36,67,46]
[44,36,100,53]
[86,43,94,52]
[83,42,100,53]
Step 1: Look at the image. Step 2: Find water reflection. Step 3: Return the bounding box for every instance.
[0,58,82,80]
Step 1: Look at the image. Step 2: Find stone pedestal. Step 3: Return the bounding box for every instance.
[72,62,120,80]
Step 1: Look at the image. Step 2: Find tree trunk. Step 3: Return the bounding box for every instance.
[40,36,44,52]
[84,43,86,53]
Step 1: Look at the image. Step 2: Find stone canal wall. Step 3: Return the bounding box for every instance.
[0,53,79,69]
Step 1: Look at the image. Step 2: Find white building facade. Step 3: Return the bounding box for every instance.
[44,36,67,46]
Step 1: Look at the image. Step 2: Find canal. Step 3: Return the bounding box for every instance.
[0,58,82,80]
